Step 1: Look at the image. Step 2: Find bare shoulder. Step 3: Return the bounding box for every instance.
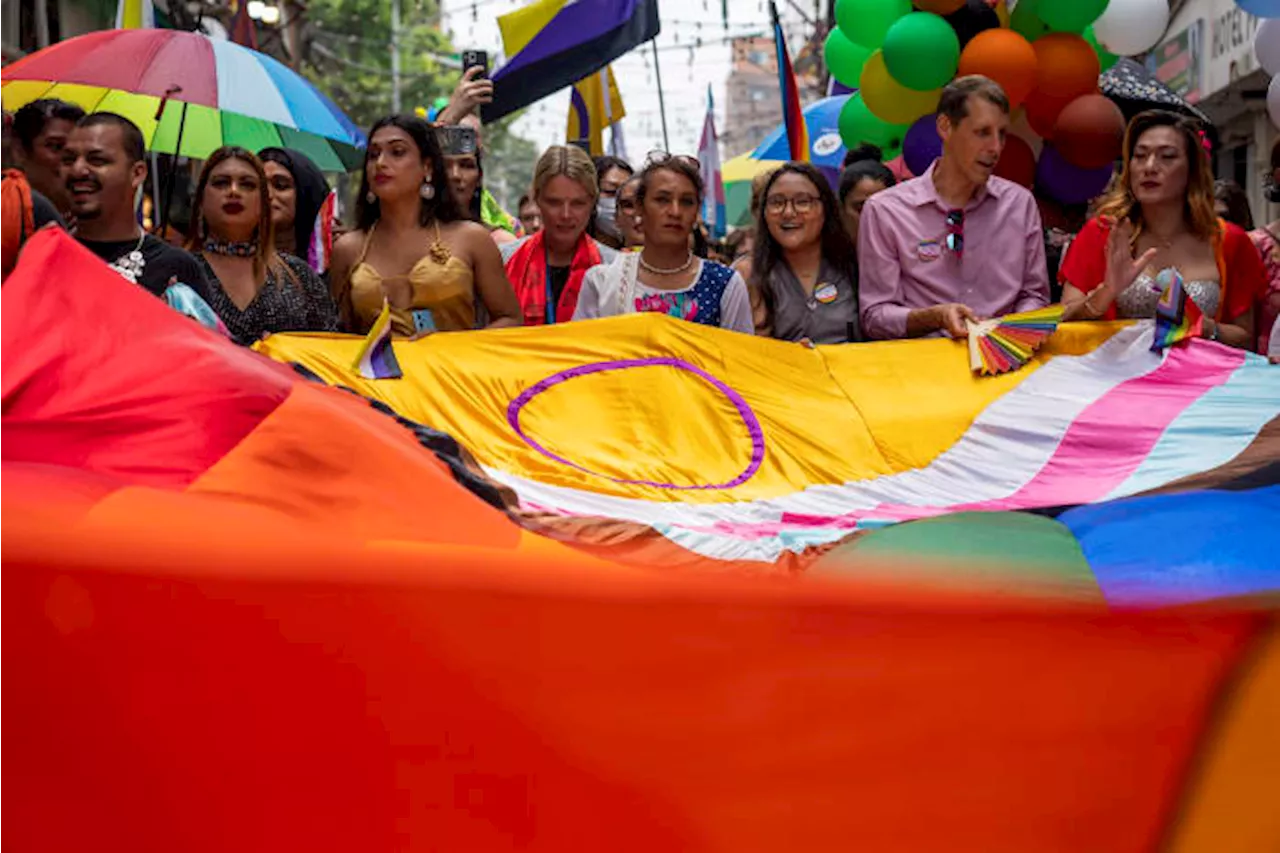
[332,229,366,263]
[734,256,755,282]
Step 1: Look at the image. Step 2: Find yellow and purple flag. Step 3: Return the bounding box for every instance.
[567,66,626,157]
[487,0,659,123]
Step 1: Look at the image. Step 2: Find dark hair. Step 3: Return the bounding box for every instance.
[593,154,634,183]
[938,75,1010,126]
[842,144,883,170]
[517,193,532,210]
[355,114,461,231]
[750,162,858,328]
[187,146,277,281]
[1095,110,1218,243]
[839,159,896,204]
[636,152,704,206]
[259,146,331,260]
[1213,179,1254,231]
[78,112,146,164]
[13,99,84,151]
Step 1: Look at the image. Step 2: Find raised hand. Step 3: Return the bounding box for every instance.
[1103,219,1159,295]
[442,65,494,120]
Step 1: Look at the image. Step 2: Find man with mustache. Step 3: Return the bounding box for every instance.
[63,112,210,301]
[857,76,1049,340]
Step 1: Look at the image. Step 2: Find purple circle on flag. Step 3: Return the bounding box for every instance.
[506,357,766,490]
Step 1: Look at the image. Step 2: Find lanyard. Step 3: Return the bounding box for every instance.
[543,244,557,326]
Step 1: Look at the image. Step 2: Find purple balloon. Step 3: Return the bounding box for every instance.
[1035,144,1114,206]
[902,115,942,177]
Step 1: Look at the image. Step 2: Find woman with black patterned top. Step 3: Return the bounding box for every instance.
[188,146,338,345]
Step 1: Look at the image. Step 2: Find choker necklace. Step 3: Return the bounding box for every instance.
[638,252,695,276]
[109,231,147,284]
[203,237,259,257]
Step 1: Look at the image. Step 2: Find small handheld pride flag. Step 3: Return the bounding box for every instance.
[353,300,403,380]
[1150,269,1204,353]
[308,190,337,275]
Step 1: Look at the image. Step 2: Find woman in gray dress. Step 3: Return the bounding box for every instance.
[741,162,861,345]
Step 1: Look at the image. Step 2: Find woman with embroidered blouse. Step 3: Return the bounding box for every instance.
[572,153,754,334]
[187,146,338,345]
[1059,111,1263,350]
[328,114,522,336]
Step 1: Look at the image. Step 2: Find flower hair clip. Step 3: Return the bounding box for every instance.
[1197,129,1212,154]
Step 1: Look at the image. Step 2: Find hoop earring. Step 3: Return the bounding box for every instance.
[420,180,435,200]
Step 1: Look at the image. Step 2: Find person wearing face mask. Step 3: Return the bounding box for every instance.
[1247,140,1280,354]
[188,147,338,344]
[858,76,1049,340]
[258,147,333,273]
[590,155,634,249]
[739,162,860,344]
[330,115,522,336]
[502,145,617,325]
[1059,111,1262,351]
[573,153,753,333]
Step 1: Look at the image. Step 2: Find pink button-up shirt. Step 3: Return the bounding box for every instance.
[857,163,1050,340]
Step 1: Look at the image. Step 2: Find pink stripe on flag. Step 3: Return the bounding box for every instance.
[671,343,1245,542]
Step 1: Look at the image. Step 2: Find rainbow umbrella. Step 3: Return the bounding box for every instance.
[723,152,784,228]
[1,29,365,171]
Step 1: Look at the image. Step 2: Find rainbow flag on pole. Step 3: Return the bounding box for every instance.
[1151,269,1204,352]
[771,1,808,162]
[352,300,402,380]
[698,85,726,240]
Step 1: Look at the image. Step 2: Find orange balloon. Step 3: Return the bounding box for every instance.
[957,29,1038,108]
[915,0,965,12]
[1054,93,1125,170]
[994,133,1036,188]
[1033,33,1100,101]
[1024,90,1074,140]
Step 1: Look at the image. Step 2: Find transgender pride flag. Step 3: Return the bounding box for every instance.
[698,86,726,240]
[353,300,403,380]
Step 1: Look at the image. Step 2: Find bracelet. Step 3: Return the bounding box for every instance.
[1081,287,1107,318]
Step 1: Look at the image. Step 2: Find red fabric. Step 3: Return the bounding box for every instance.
[505,230,600,325]
[1060,216,1265,323]
[1,229,292,488]
[2,168,34,280]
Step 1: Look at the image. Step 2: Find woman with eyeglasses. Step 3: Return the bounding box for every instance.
[1059,111,1262,350]
[573,153,754,333]
[739,162,860,344]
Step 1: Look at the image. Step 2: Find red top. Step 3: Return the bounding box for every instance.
[1059,216,1264,324]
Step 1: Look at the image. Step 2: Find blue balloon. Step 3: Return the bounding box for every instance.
[1035,145,1113,206]
[902,114,942,176]
[1238,0,1280,18]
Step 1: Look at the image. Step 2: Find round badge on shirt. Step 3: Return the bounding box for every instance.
[814,282,838,304]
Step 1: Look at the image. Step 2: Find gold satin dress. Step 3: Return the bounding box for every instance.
[348,222,477,336]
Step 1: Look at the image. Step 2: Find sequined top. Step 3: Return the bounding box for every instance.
[1116,271,1221,319]
[197,252,338,345]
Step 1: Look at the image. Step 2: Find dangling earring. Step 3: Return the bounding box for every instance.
[365,190,377,204]
[420,180,435,200]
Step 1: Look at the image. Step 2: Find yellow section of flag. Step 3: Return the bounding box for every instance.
[114,0,155,29]
[566,66,626,157]
[497,0,569,56]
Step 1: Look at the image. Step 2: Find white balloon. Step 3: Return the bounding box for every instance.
[1268,74,1280,130]
[1093,0,1170,57]
[1257,19,1280,77]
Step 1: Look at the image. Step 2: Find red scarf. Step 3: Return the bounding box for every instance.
[0,169,34,279]
[505,230,601,325]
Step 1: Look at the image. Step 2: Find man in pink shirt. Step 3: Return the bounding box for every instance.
[858,76,1049,339]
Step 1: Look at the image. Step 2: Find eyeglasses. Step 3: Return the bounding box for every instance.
[945,209,964,258]
[765,194,819,215]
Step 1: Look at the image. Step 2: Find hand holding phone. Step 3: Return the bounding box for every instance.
[461,49,489,79]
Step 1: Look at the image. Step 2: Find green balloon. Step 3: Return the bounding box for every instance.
[882,12,959,92]
[1084,25,1119,71]
[824,29,873,88]
[1010,0,1050,42]
[1038,0,1108,34]
[834,0,912,49]
[839,93,908,160]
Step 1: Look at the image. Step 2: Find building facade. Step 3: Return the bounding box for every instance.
[722,36,784,157]
[1148,0,1275,225]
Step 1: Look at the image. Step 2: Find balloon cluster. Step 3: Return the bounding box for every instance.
[1249,3,1280,129]
[825,0,1168,205]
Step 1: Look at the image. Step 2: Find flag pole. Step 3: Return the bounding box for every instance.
[650,39,671,152]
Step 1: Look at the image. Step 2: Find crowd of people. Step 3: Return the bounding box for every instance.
[4,71,1280,363]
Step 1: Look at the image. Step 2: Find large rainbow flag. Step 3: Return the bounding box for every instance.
[5,230,1280,850]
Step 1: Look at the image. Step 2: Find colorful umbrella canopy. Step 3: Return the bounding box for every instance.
[722,152,784,228]
[750,94,851,170]
[1,29,365,171]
